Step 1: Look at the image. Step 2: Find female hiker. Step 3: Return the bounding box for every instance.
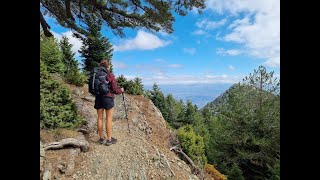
[94,59,124,146]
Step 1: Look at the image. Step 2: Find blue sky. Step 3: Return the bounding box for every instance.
[44,0,280,86]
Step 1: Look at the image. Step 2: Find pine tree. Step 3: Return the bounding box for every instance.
[166,94,177,125]
[175,100,186,128]
[116,74,128,90]
[228,164,245,180]
[133,77,144,95]
[124,80,132,94]
[144,89,153,99]
[201,107,212,124]
[59,35,78,73]
[79,15,114,72]
[184,100,197,125]
[59,35,87,86]
[40,32,83,128]
[40,31,65,74]
[150,83,169,121]
[192,111,210,151]
[207,66,280,179]
[123,77,144,95]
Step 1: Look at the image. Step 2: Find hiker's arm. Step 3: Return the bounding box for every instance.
[109,74,123,94]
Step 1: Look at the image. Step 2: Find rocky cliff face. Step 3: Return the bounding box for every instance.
[40,84,199,180]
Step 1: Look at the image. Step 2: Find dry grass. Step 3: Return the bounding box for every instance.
[204,163,227,180]
[44,148,85,179]
[40,129,80,143]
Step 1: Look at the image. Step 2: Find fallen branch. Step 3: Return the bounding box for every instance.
[170,146,201,175]
[44,135,89,152]
[169,145,180,151]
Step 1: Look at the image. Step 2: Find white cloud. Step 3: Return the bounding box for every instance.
[51,31,62,39]
[227,16,251,30]
[192,30,207,35]
[206,0,275,15]
[112,61,128,69]
[206,0,280,67]
[113,30,171,51]
[168,64,183,68]
[142,74,242,85]
[196,19,227,30]
[217,48,242,56]
[192,19,226,37]
[183,48,196,55]
[263,57,280,68]
[228,65,235,70]
[52,30,83,57]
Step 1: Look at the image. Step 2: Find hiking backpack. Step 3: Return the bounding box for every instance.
[88,66,109,96]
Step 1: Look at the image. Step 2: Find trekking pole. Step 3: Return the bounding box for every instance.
[122,92,130,133]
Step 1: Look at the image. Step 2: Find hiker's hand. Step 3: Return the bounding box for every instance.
[121,87,124,92]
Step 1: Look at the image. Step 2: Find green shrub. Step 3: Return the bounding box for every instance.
[40,59,83,129]
[177,125,207,165]
[64,69,88,87]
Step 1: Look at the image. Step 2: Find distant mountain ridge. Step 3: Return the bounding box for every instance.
[201,83,279,112]
[201,83,237,112]
[144,83,233,108]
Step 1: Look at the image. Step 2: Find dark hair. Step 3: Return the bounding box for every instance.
[100,59,109,68]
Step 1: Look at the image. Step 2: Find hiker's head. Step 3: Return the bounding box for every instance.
[100,59,110,70]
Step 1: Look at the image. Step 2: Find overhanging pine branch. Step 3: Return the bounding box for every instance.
[65,0,75,21]
[40,10,53,37]
[42,3,87,37]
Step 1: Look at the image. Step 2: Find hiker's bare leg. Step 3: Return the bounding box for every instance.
[105,108,114,140]
[97,109,104,139]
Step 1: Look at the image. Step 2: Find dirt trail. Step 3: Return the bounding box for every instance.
[41,85,198,180]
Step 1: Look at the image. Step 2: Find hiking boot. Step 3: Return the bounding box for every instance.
[99,138,106,144]
[105,137,117,146]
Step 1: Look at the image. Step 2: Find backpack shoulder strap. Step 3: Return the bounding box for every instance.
[92,66,101,73]
[100,66,108,73]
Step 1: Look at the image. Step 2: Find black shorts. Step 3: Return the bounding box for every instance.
[94,96,114,110]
